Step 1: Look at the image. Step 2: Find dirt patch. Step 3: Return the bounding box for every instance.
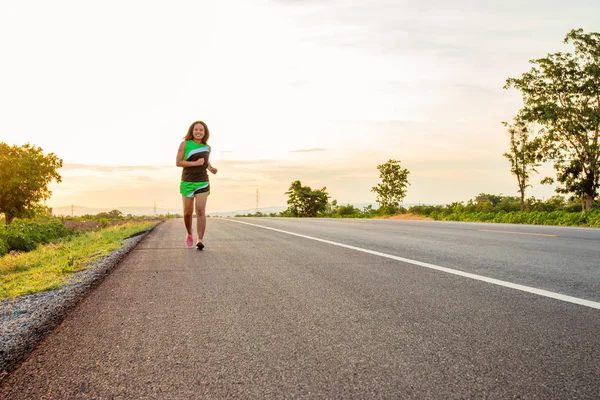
[378,213,433,221]
[62,220,100,231]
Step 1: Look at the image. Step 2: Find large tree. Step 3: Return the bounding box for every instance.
[502,118,542,211]
[284,180,329,217]
[505,29,600,211]
[371,159,410,210]
[0,143,63,225]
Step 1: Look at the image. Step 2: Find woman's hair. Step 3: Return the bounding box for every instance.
[184,120,210,143]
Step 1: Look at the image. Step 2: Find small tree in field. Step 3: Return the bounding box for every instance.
[371,159,410,212]
[0,142,63,225]
[502,118,542,211]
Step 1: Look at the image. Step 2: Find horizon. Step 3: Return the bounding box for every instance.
[2,1,598,214]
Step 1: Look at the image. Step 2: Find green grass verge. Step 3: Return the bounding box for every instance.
[0,221,157,300]
[422,210,600,227]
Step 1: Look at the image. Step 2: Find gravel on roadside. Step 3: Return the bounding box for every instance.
[0,224,159,381]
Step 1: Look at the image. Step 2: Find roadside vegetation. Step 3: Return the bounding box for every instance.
[0,141,169,300]
[238,193,600,227]
[407,194,600,227]
[0,217,158,300]
[0,217,76,256]
[0,209,172,257]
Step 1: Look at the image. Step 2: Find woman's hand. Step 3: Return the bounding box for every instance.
[208,166,218,174]
[194,159,205,166]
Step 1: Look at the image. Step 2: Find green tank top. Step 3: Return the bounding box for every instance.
[181,141,210,182]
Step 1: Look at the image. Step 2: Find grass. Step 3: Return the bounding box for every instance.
[0,221,157,300]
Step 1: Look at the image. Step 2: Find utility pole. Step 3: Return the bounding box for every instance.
[154,201,156,215]
[256,189,259,214]
[71,204,74,217]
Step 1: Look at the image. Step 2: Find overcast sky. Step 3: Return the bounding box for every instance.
[1,0,599,213]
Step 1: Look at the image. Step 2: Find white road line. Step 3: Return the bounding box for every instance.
[224,219,600,310]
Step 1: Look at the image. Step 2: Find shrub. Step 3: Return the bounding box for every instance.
[0,237,8,256]
[0,217,76,255]
[337,204,359,217]
[362,205,378,217]
[3,231,36,252]
[417,205,447,216]
[377,205,401,216]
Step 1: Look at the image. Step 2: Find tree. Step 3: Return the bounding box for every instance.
[502,118,542,210]
[371,159,410,211]
[0,143,63,225]
[284,180,329,217]
[505,29,600,211]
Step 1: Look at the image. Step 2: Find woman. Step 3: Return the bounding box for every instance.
[176,120,218,250]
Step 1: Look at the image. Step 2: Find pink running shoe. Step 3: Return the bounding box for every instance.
[185,234,193,247]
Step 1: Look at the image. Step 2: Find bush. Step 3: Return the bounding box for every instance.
[377,205,400,216]
[2,231,36,252]
[587,211,600,226]
[409,205,447,216]
[337,204,358,217]
[362,205,378,217]
[0,237,8,256]
[0,217,76,255]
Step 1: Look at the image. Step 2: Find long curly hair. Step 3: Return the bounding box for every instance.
[184,120,210,144]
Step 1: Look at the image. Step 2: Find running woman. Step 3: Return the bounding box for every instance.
[176,120,218,250]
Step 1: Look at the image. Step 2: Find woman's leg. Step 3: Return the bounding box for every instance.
[182,196,194,235]
[194,193,209,243]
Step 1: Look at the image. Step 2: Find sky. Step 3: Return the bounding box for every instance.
[1,0,599,214]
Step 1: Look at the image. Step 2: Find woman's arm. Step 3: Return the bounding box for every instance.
[207,161,218,174]
[176,141,205,167]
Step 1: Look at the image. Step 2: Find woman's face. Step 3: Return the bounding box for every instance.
[192,123,205,141]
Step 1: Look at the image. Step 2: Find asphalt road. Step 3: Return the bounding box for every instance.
[2,218,599,399]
